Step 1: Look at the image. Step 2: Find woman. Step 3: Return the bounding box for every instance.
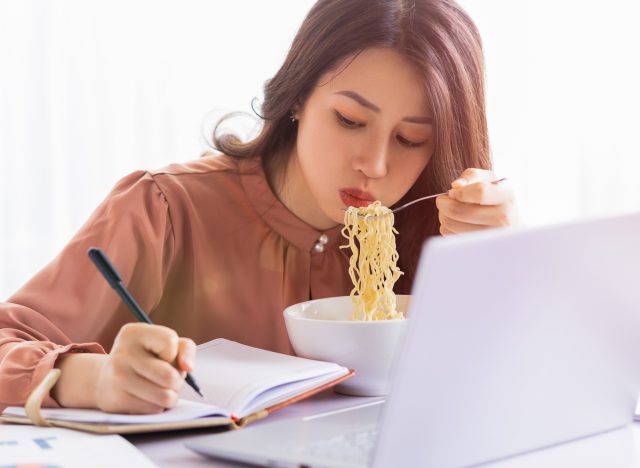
[0,0,518,414]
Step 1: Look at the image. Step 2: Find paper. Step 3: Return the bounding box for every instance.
[0,423,155,468]
[3,398,228,424]
[184,338,348,417]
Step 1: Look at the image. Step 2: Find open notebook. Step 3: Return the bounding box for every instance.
[0,339,353,434]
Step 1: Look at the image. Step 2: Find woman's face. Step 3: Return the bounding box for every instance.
[285,47,435,230]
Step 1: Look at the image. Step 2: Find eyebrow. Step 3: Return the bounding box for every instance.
[335,90,433,124]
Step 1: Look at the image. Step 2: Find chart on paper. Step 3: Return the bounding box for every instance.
[0,424,155,468]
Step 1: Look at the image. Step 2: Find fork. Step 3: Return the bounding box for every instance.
[346,177,507,216]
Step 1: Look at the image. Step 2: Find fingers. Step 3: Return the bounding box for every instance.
[436,168,519,235]
[127,337,196,390]
[98,384,167,415]
[122,369,179,411]
[118,323,180,363]
[117,325,196,385]
[448,168,513,206]
[436,196,512,227]
[177,337,196,373]
[439,214,492,235]
[96,352,180,414]
[436,192,518,235]
[451,168,495,188]
[105,324,196,414]
[129,353,184,392]
[457,168,495,182]
[448,181,512,205]
[139,324,180,363]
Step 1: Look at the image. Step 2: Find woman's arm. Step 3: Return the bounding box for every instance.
[0,170,178,411]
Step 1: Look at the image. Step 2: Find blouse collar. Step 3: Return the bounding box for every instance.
[239,158,345,253]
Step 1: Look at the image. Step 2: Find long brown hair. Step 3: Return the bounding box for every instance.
[212,0,491,293]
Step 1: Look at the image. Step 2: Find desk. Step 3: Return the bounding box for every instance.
[126,389,640,468]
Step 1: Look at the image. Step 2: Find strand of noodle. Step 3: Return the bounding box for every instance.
[340,202,404,321]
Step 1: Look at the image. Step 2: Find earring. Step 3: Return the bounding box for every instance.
[289,111,297,123]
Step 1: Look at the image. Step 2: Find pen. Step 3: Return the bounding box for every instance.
[87,247,204,398]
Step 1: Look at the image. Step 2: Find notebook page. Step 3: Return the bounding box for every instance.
[241,368,347,417]
[3,398,229,424]
[181,339,348,417]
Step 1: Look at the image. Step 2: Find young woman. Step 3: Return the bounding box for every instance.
[0,0,519,414]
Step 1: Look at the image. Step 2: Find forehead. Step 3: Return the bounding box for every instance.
[314,47,430,115]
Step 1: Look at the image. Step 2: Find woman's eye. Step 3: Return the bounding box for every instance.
[335,111,364,129]
[397,135,425,148]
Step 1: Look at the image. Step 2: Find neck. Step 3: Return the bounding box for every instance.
[265,146,338,231]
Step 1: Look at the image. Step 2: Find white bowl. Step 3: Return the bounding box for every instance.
[283,295,411,396]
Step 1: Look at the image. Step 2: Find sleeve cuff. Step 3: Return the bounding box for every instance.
[31,342,106,408]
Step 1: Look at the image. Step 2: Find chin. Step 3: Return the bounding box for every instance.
[328,212,345,225]
[324,207,346,225]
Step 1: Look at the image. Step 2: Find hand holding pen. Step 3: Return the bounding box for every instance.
[87,247,203,414]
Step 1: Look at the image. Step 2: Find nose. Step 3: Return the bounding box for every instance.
[351,139,389,179]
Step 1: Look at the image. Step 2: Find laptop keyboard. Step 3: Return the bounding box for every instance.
[290,426,379,466]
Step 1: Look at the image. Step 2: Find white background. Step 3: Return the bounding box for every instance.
[1,0,639,299]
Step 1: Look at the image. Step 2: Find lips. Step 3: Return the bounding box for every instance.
[340,189,375,208]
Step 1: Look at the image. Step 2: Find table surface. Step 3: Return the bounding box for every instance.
[126,389,640,468]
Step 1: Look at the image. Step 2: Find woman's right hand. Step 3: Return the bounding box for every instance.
[94,323,196,414]
[53,323,196,414]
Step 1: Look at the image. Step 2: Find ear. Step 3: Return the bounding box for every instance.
[291,100,304,120]
[291,105,300,120]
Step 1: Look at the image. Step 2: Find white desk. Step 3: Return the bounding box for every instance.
[126,389,640,468]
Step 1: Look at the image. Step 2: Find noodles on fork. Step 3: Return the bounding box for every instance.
[341,201,404,321]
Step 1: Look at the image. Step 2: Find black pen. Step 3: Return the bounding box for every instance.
[87,247,204,398]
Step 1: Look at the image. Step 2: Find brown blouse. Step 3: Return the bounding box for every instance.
[0,155,353,410]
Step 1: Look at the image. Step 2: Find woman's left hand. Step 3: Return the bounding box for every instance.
[435,168,520,236]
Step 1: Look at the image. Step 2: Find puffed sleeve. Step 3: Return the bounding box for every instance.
[0,170,175,410]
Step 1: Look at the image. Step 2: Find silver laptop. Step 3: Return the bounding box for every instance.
[187,212,640,467]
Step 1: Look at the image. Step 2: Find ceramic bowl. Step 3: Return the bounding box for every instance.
[283,295,410,396]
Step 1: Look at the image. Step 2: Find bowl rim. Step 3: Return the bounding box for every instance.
[283,294,411,324]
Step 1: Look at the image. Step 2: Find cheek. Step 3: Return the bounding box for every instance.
[386,152,432,201]
[395,152,430,182]
[296,114,351,172]
[412,142,434,176]
[411,154,431,180]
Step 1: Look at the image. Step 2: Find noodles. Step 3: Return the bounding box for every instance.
[340,201,404,321]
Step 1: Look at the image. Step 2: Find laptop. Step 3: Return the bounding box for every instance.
[187,212,640,467]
